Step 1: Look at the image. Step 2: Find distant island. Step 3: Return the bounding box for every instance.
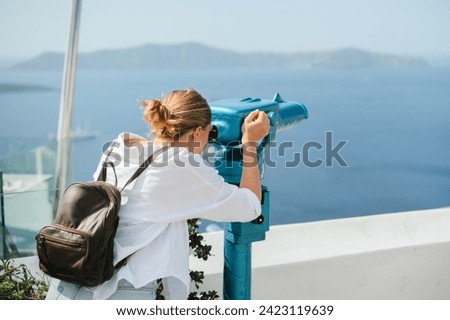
[10,42,429,71]
[0,83,54,93]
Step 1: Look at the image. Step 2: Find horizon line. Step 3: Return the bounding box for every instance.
[2,41,448,62]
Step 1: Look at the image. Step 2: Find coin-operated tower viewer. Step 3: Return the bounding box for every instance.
[207,93,308,300]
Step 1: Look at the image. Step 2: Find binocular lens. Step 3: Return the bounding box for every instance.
[208,125,218,142]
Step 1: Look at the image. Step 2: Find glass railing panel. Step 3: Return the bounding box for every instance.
[0,138,71,258]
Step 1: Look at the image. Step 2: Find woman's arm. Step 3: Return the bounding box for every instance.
[239,110,269,202]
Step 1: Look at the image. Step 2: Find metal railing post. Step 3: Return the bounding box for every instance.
[53,0,82,216]
[0,171,6,258]
[0,171,19,258]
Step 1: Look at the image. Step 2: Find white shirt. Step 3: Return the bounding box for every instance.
[91,133,261,299]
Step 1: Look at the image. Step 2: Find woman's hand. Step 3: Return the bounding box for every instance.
[241,110,270,144]
[239,110,269,202]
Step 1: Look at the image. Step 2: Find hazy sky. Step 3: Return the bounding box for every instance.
[0,0,449,60]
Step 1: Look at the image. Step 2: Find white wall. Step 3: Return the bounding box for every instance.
[190,207,450,299]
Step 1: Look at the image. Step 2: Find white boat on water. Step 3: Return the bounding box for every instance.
[47,124,100,142]
[69,124,100,141]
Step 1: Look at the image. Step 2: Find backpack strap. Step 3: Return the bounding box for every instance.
[119,145,170,192]
[114,256,129,269]
[97,161,118,187]
[98,145,170,269]
[97,145,118,186]
[113,145,170,269]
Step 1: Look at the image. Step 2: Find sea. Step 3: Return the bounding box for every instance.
[1,67,449,228]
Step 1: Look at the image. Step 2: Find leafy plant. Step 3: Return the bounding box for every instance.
[156,218,219,300]
[187,218,219,300]
[0,258,48,300]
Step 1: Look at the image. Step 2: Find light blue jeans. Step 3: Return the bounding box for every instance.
[45,278,157,300]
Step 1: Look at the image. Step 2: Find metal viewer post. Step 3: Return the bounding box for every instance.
[208,93,308,300]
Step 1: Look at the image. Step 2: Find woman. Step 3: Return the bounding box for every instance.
[46,89,269,300]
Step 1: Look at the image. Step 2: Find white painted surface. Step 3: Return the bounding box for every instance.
[190,207,450,299]
[9,207,450,299]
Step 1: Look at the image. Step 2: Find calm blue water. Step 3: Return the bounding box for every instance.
[1,67,450,226]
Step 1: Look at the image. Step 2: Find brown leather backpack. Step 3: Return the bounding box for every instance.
[36,146,168,287]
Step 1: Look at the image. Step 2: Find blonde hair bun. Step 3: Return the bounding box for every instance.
[141,89,211,139]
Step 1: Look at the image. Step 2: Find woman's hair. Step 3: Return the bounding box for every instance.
[142,89,211,139]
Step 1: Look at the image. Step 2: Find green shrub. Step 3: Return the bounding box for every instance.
[187,219,219,300]
[156,219,219,300]
[0,258,48,300]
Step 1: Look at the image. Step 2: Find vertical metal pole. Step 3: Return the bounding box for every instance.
[0,171,7,258]
[0,171,18,258]
[53,0,82,216]
[223,186,270,300]
[223,241,252,299]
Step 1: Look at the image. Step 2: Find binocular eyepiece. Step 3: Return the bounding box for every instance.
[208,125,218,143]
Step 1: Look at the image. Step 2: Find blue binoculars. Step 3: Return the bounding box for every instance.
[207,93,308,184]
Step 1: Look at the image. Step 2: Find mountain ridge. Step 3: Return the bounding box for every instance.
[10,42,429,70]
